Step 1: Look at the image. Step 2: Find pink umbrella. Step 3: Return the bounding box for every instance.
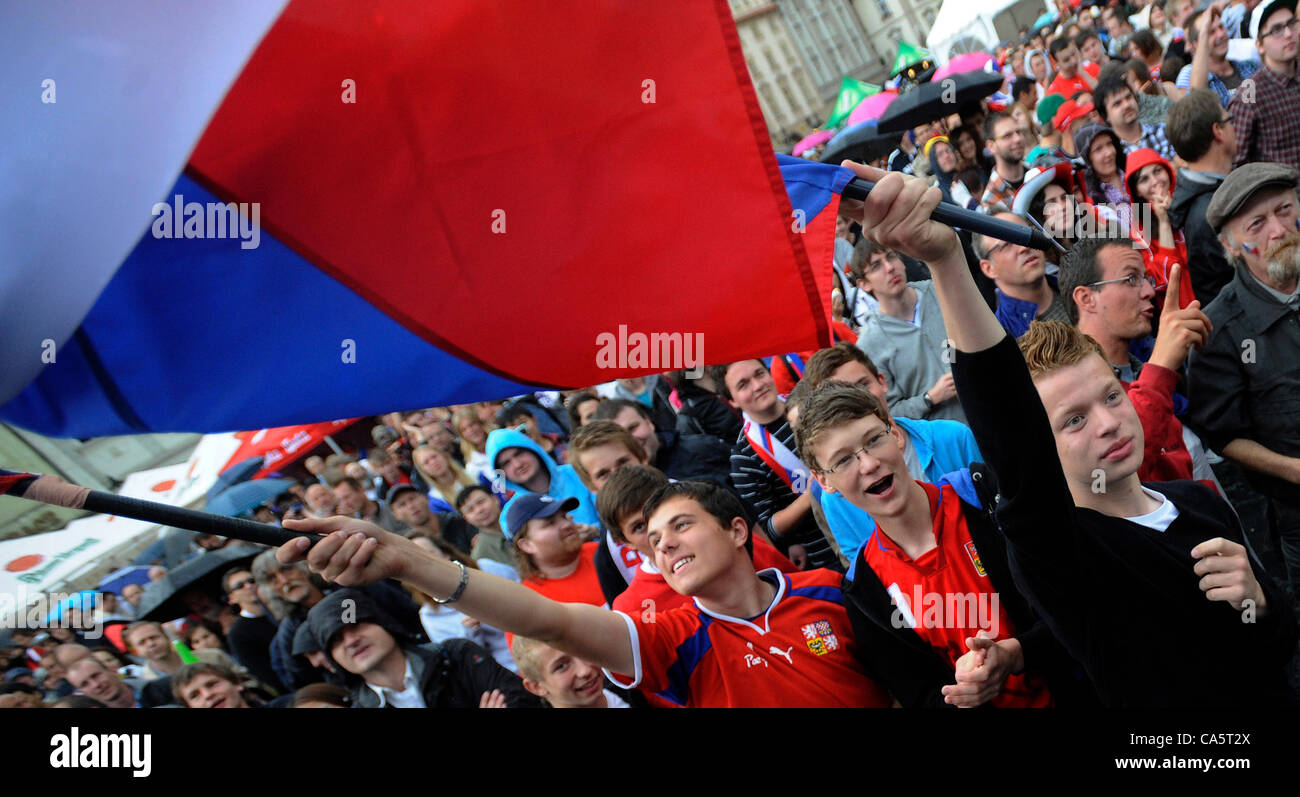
[845,90,899,127]
[932,52,995,83]
[792,129,835,156]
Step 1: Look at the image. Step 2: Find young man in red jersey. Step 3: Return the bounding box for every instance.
[841,159,1297,707]
[798,381,1074,707]
[274,481,893,708]
[596,464,794,619]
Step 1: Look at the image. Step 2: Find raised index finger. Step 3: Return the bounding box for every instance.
[1163,262,1182,313]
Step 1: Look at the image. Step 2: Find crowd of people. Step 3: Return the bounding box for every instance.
[3,0,1300,709]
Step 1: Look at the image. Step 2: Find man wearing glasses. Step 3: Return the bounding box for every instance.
[1230,0,1300,171]
[222,566,286,694]
[1059,236,1217,484]
[978,111,1028,214]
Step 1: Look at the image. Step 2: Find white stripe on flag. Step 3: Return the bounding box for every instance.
[0,0,289,404]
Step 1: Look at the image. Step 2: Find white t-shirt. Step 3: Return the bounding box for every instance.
[1125,487,1180,532]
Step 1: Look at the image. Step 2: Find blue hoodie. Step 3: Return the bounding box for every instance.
[484,427,600,534]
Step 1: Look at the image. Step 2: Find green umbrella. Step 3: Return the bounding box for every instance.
[824,76,880,130]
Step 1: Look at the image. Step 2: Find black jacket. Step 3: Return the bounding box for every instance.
[226,614,286,693]
[351,641,541,708]
[1168,168,1232,305]
[841,464,1096,708]
[956,334,1298,707]
[672,382,742,444]
[654,431,735,489]
[1186,264,1300,503]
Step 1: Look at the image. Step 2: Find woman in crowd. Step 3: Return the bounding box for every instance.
[451,407,495,482]
[950,123,992,197]
[181,618,229,654]
[1124,147,1196,307]
[1128,29,1167,80]
[1074,124,1130,230]
[925,136,976,209]
[412,444,480,513]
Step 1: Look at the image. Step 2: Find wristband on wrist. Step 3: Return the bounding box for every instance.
[431,560,469,604]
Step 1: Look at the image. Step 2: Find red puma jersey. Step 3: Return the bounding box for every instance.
[606,568,891,708]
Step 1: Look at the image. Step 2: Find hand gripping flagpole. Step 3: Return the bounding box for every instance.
[0,469,322,548]
[842,177,1065,254]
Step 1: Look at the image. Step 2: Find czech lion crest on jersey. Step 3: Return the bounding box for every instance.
[964,541,987,577]
[801,619,839,655]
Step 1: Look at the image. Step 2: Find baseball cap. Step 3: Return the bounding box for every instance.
[1205,162,1300,233]
[504,494,579,541]
[1037,93,1068,127]
[1054,100,1094,133]
[385,483,423,506]
[4,667,30,681]
[1251,0,1298,40]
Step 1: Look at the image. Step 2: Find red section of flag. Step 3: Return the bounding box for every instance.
[190,0,830,387]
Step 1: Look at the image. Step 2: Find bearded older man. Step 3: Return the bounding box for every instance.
[1187,162,1300,615]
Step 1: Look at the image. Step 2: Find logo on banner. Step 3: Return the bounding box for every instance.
[5,555,44,573]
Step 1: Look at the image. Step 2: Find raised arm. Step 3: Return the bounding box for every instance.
[1189,3,1222,92]
[840,163,1004,353]
[276,516,635,674]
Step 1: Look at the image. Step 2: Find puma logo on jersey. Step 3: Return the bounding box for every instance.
[769,645,793,664]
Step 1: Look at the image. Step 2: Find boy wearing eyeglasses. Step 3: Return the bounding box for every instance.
[842,161,1297,707]
[796,381,1069,708]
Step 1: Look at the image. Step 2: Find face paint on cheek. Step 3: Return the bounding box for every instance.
[1242,241,1260,255]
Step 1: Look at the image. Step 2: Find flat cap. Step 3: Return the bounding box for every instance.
[1207,162,1300,233]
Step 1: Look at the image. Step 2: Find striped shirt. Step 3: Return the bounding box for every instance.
[729,417,838,569]
[1120,122,1175,163]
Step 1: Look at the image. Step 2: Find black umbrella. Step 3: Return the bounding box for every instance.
[876,70,1005,133]
[136,544,265,621]
[819,120,901,165]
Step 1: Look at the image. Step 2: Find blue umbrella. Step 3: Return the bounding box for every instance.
[98,565,152,595]
[206,456,266,501]
[204,478,295,517]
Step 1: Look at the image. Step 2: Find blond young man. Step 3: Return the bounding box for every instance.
[843,159,1297,706]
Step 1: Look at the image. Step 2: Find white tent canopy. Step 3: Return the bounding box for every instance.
[927,0,1055,64]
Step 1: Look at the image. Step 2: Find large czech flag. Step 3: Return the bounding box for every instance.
[1,0,852,439]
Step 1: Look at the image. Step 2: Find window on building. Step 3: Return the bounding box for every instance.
[876,0,892,20]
